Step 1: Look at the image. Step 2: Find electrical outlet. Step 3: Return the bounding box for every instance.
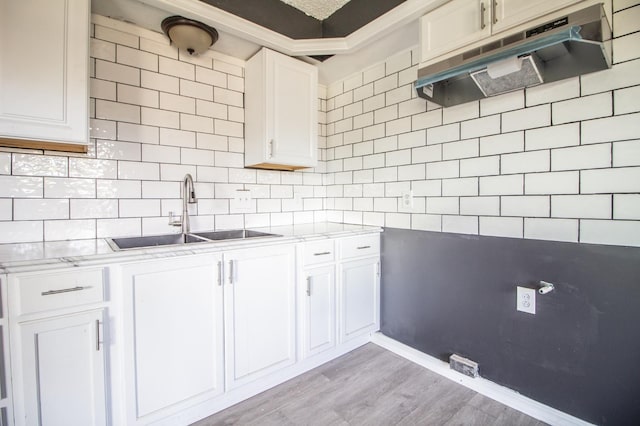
[516,286,536,314]
[401,190,414,208]
[234,189,252,211]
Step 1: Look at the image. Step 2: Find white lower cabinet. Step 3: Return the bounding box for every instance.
[224,245,296,388]
[302,265,336,358]
[120,254,224,424]
[16,310,107,426]
[339,258,380,343]
[8,267,109,426]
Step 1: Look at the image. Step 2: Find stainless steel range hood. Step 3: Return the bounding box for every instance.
[415,4,611,108]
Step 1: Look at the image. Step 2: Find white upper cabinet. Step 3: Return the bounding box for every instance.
[420,0,581,63]
[245,48,318,171]
[0,0,90,150]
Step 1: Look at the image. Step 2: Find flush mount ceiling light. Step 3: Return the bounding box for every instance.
[161,16,219,55]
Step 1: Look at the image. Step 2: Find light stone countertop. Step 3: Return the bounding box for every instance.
[0,223,383,274]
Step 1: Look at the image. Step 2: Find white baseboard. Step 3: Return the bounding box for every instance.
[371,333,595,426]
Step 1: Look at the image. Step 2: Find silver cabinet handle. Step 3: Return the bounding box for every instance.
[313,251,331,256]
[229,260,235,284]
[217,261,223,286]
[268,139,274,158]
[480,2,486,29]
[357,245,371,250]
[306,276,312,296]
[95,319,101,351]
[492,0,497,24]
[41,286,87,296]
[377,262,381,277]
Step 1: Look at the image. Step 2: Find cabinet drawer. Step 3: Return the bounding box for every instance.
[340,234,380,259]
[15,269,105,315]
[303,240,336,266]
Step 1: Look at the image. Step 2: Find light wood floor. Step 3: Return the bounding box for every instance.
[192,344,547,426]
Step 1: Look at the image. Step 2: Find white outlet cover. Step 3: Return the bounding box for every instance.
[234,189,252,211]
[516,286,536,314]
[401,190,414,208]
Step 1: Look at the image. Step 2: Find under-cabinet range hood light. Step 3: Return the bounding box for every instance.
[415,4,611,107]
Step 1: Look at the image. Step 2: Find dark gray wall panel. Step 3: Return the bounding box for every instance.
[380,228,640,425]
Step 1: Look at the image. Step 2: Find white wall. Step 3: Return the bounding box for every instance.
[323,0,640,247]
[0,2,638,248]
[0,15,328,244]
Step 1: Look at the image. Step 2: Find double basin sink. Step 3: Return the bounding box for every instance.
[106,229,280,251]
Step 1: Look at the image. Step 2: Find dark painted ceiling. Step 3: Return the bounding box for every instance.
[199,0,406,39]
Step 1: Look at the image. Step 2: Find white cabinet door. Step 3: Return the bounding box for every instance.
[339,258,380,343]
[493,0,579,33]
[225,245,296,388]
[0,0,89,147]
[15,310,107,426]
[303,265,336,358]
[420,0,491,63]
[245,48,318,170]
[121,255,224,423]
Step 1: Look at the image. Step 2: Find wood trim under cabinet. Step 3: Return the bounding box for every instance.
[0,138,88,154]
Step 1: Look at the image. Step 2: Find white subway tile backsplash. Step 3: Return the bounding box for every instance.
[552,92,612,124]
[580,220,640,246]
[460,156,499,177]
[501,150,550,174]
[613,139,640,166]
[400,98,426,118]
[582,113,640,144]
[96,140,141,161]
[0,221,43,243]
[374,105,398,124]
[96,218,141,238]
[353,83,373,102]
[614,194,640,219]
[552,143,611,171]
[502,196,549,217]
[386,149,411,166]
[14,199,69,220]
[613,32,640,63]
[398,164,425,181]
[581,59,640,96]
[386,85,412,106]
[552,195,611,219]
[426,160,459,179]
[118,161,159,180]
[386,117,411,136]
[95,59,140,86]
[141,144,180,164]
[442,139,479,160]
[118,122,159,145]
[0,199,11,220]
[460,196,499,216]
[141,107,180,129]
[524,218,578,242]
[525,123,580,151]
[139,38,177,60]
[96,99,140,123]
[615,85,640,115]
[614,4,640,36]
[69,158,117,179]
[412,214,442,231]
[411,110,442,130]
[374,136,398,153]
[90,38,116,62]
[374,74,398,95]
[91,78,116,100]
[525,171,579,195]
[119,199,160,217]
[502,105,550,132]
[70,199,118,219]
[442,177,478,196]
[442,215,478,235]
[181,79,213,101]
[480,174,523,195]
[427,123,460,145]
[443,102,479,124]
[160,128,196,148]
[160,92,196,114]
[481,90,524,115]
[0,152,11,174]
[196,67,227,87]
[117,45,157,72]
[45,178,95,198]
[413,180,441,197]
[412,145,442,164]
[159,56,194,80]
[45,219,95,241]
[141,70,179,94]
[12,154,67,177]
[581,167,640,193]
[526,77,579,106]
[479,216,523,238]
[480,132,524,156]
[460,115,500,139]
[427,197,458,214]
[95,25,138,48]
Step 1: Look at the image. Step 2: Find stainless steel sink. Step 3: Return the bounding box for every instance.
[191,230,280,240]
[106,233,209,251]
[106,230,281,251]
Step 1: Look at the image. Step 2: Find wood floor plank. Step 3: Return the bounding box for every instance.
[192,344,547,426]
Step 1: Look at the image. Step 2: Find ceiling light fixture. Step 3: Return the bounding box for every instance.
[161,16,219,56]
